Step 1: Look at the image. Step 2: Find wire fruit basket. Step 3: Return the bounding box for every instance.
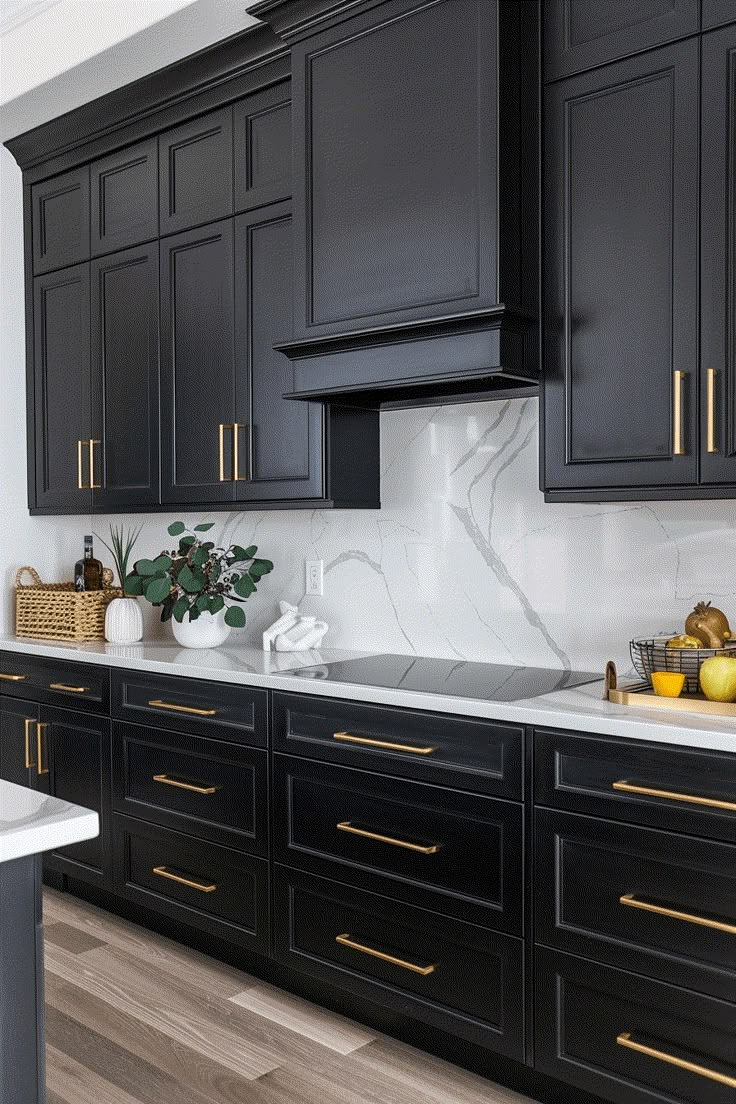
[630,636,736,695]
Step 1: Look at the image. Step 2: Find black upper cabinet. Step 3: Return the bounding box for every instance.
[91,243,160,509]
[543,41,699,497]
[32,165,90,274]
[700,23,736,483]
[234,83,291,212]
[91,138,158,256]
[543,0,700,81]
[33,262,93,512]
[159,107,233,236]
[703,0,736,30]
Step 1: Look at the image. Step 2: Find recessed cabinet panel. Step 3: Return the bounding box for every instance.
[544,1,699,81]
[159,108,233,236]
[0,698,39,789]
[33,263,92,512]
[32,166,90,274]
[91,138,158,256]
[91,244,160,510]
[703,0,736,30]
[543,41,699,494]
[234,83,291,212]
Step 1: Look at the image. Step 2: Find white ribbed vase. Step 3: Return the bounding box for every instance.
[104,598,144,644]
[171,609,231,649]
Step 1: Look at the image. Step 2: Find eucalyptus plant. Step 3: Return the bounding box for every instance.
[124,521,273,628]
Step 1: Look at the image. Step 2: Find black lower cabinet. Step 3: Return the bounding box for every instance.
[535,948,736,1104]
[273,865,525,1060]
[0,696,39,788]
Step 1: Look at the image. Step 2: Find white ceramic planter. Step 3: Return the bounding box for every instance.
[171,609,232,649]
[104,597,144,644]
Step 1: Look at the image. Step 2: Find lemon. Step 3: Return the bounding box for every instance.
[651,672,686,697]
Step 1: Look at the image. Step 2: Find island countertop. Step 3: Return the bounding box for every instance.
[0,778,99,864]
[0,636,735,755]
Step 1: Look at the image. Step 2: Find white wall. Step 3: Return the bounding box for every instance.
[2,3,736,672]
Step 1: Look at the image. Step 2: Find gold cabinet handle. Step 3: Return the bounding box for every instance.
[673,370,686,456]
[152,866,217,893]
[77,440,88,490]
[147,699,218,717]
[49,683,89,694]
[620,894,736,935]
[89,439,101,489]
[153,774,219,795]
[612,779,736,812]
[333,732,437,756]
[218,423,228,482]
[233,423,250,481]
[335,934,436,976]
[36,722,49,776]
[707,368,718,453]
[0,673,26,681]
[24,718,36,770]
[336,821,440,855]
[616,1033,736,1089]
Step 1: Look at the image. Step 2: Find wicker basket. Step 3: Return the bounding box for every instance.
[15,566,121,643]
[630,635,736,695]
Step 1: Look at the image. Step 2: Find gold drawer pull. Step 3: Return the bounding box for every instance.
[335,933,436,976]
[617,1033,736,1089]
[333,732,437,756]
[24,718,35,770]
[152,866,217,893]
[49,683,89,694]
[89,439,101,489]
[153,774,219,796]
[36,722,49,776]
[77,439,88,489]
[337,821,440,855]
[148,700,218,717]
[620,894,736,935]
[707,367,718,453]
[673,370,686,456]
[0,673,26,681]
[613,779,736,812]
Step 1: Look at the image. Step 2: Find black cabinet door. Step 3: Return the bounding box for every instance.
[160,220,236,505]
[91,243,160,510]
[32,165,90,275]
[159,108,233,236]
[543,41,699,496]
[33,262,92,512]
[0,698,39,789]
[38,706,110,886]
[700,24,736,483]
[234,202,323,502]
[90,137,158,256]
[234,83,291,213]
[543,1,699,81]
[703,0,736,30]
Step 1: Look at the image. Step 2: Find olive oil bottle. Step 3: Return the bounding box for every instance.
[74,536,103,591]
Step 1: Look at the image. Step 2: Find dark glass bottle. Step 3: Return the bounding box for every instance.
[74,536,103,591]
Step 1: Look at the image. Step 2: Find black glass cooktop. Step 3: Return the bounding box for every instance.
[286,654,599,702]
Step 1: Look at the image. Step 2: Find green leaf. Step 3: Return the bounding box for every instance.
[208,595,225,615]
[145,576,171,605]
[151,554,173,573]
[179,535,196,549]
[123,574,144,596]
[160,595,175,624]
[178,564,205,594]
[230,545,249,562]
[243,545,257,560]
[234,573,256,599]
[225,605,246,629]
[189,606,200,621]
[195,594,210,612]
[249,559,273,578]
[194,522,214,532]
[209,561,221,582]
[167,522,186,537]
[134,558,157,576]
[191,546,208,567]
[173,597,190,624]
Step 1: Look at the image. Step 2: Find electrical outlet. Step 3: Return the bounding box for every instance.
[305,559,323,596]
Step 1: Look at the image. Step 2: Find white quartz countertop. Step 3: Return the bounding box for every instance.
[0,778,99,864]
[1,636,735,755]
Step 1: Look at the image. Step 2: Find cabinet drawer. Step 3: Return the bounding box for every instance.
[112,721,267,855]
[114,815,268,953]
[274,754,522,932]
[536,809,736,1002]
[111,670,266,745]
[273,693,522,798]
[535,729,736,842]
[535,949,736,1104]
[0,652,108,712]
[273,866,524,1059]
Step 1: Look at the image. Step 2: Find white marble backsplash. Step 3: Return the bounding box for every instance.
[3,395,736,674]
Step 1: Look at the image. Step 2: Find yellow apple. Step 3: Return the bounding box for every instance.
[699,655,736,703]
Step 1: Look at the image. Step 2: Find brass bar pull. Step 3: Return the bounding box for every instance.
[613,779,736,812]
[147,700,218,717]
[333,732,437,756]
[673,370,685,456]
[616,1033,736,1089]
[233,423,249,481]
[153,774,219,796]
[0,673,26,681]
[336,821,440,855]
[335,934,436,976]
[89,439,101,489]
[77,440,88,490]
[36,723,49,776]
[24,718,36,770]
[49,683,89,694]
[152,866,217,893]
[707,368,718,453]
[218,423,233,482]
[619,894,736,934]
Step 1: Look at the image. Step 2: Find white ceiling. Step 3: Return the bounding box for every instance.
[0,0,62,37]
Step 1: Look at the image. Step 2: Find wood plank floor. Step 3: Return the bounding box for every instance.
[43,890,536,1104]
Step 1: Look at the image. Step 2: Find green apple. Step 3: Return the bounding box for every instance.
[699,655,736,702]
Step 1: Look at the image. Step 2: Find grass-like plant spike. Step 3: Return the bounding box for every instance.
[95,523,144,588]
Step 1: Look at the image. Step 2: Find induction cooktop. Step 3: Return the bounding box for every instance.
[285,654,600,702]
